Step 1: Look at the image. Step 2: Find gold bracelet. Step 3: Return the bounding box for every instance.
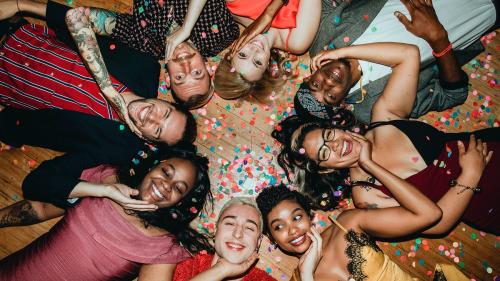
[449,180,481,194]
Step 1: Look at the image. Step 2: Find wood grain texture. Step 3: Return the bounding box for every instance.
[0,1,498,279]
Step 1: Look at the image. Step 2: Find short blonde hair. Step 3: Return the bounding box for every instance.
[217,197,263,232]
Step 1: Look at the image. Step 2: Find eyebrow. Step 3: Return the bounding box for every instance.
[221,215,259,228]
[270,207,302,226]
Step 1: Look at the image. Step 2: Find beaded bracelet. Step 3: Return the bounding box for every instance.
[432,43,452,58]
[449,179,481,194]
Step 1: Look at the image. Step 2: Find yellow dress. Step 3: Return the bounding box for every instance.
[290,219,469,281]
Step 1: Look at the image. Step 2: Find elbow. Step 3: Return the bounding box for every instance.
[22,172,41,201]
[406,44,420,60]
[421,205,443,228]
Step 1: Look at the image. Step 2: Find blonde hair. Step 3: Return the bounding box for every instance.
[217,197,263,232]
[214,50,297,104]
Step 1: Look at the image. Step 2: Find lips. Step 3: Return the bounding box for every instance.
[290,234,306,246]
[225,241,246,251]
[134,104,151,126]
[341,140,352,157]
[151,183,166,201]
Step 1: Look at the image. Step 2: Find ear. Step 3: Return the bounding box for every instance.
[206,62,215,77]
[164,71,171,88]
[256,234,263,251]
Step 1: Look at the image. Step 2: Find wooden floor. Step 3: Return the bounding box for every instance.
[1,0,499,280]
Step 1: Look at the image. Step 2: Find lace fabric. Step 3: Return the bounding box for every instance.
[344,230,381,281]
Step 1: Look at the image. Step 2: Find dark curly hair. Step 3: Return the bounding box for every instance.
[118,144,213,254]
[256,184,314,235]
[271,115,358,210]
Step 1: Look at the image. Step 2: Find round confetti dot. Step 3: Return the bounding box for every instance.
[109,44,116,50]
[343,36,350,43]
[119,124,125,131]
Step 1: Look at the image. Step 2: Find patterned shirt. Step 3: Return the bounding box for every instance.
[0,24,126,120]
[112,0,240,60]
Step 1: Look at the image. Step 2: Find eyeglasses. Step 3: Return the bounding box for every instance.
[317,129,336,165]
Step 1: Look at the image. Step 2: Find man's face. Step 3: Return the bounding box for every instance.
[127,99,186,145]
[307,59,353,106]
[166,42,211,104]
[214,204,262,264]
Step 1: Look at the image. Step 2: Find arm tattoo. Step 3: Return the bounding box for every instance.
[0,200,40,227]
[66,8,126,113]
[89,9,117,36]
[352,176,376,192]
[364,202,378,209]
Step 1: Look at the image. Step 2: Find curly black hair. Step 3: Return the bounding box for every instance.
[271,115,357,210]
[256,184,314,235]
[118,144,213,254]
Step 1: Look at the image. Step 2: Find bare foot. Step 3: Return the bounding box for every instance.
[0,0,19,21]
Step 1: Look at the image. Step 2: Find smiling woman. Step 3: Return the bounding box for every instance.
[0,147,214,281]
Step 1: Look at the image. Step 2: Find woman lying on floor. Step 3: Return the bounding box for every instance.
[0,147,212,281]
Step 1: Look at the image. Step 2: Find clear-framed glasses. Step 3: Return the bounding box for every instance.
[317,128,336,165]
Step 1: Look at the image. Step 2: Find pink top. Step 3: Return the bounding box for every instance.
[0,198,190,280]
[226,0,300,29]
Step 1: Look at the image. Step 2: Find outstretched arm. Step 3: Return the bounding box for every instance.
[65,7,141,136]
[395,0,464,85]
[0,200,64,228]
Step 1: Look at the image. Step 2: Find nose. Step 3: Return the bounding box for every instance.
[162,181,172,193]
[288,224,298,236]
[146,107,162,125]
[330,138,341,152]
[233,224,244,239]
[180,59,190,73]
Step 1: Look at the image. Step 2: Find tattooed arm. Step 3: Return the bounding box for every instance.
[0,200,64,228]
[351,185,400,209]
[65,7,141,136]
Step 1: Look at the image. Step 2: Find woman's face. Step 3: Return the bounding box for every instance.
[232,34,271,81]
[267,199,312,255]
[301,128,361,169]
[138,157,197,208]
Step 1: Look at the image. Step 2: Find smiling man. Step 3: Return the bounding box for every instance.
[295,0,496,124]
[0,23,196,146]
[174,197,276,281]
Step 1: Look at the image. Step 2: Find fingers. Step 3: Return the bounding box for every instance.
[123,204,158,212]
[468,134,477,150]
[310,226,323,256]
[394,11,411,30]
[399,0,414,12]
[485,151,494,164]
[457,140,465,155]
